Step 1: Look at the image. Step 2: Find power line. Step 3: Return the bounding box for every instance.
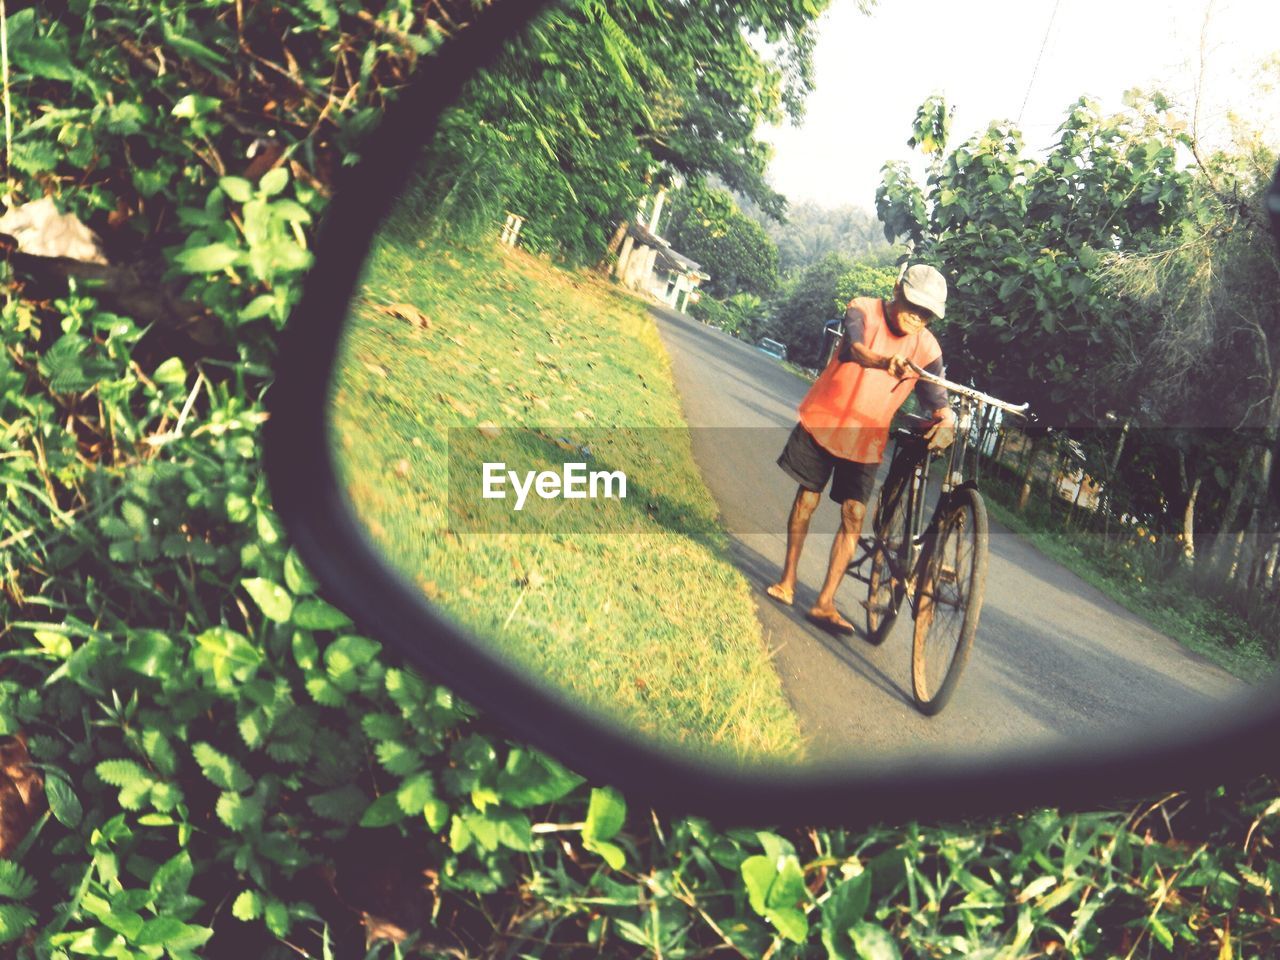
[1017,0,1064,129]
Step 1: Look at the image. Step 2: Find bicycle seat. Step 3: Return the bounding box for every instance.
[894,413,935,440]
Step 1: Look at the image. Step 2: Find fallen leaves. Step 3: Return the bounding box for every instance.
[437,394,476,419]
[375,302,433,330]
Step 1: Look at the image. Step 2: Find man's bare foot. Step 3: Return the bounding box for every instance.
[765,582,794,606]
[806,604,854,636]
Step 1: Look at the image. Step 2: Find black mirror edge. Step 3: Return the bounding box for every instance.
[266,0,1280,827]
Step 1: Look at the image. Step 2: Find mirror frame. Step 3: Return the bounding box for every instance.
[266,0,1280,825]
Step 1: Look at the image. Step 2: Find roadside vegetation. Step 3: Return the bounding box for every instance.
[1,0,1279,958]
[874,90,1280,679]
[330,232,804,762]
[983,489,1274,683]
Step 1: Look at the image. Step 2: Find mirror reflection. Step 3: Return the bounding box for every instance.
[329,0,1280,766]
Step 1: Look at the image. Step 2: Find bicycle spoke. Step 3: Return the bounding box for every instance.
[911,489,988,713]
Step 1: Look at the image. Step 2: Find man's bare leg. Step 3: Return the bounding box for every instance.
[808,498,867,633]
[766,486,821,606]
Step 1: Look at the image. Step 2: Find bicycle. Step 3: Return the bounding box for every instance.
[846,361,1029,715]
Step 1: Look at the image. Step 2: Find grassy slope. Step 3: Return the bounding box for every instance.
[328,234,804,764]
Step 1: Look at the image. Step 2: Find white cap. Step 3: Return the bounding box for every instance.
[898,263,947,319]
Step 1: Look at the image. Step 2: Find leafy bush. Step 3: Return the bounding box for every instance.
[1,3,1278,959]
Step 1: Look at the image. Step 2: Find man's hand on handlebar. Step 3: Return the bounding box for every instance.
[924,408,956,452]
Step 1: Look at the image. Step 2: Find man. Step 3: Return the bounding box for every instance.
[766,263,956,634]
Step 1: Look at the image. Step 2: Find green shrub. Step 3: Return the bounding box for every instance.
[1,4,1277,959]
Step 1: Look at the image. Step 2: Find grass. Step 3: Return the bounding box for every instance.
[981,485,1276,684]
[327,232,804,765]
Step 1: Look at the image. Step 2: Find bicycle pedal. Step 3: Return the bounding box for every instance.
[939,565,957,583]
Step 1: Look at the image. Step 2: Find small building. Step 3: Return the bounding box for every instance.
[614,222,708,313]
[612,188,709,313]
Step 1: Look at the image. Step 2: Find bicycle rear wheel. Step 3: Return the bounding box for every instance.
[864,469,910,645]
[910,486,989,715]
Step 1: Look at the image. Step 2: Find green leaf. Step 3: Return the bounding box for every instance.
[123,631,176,677]
[495,749,584,807]
[293,598,351,630]
[359,791,406,828]
[308,785,368,825]
[44,772,83,828]
[242,577,294,623]
[848,921,901,960]
[492,810,534,851]
[174,243,241,274]
[259,167,289,197]
[583,786,625,844]
[283,548,319,595]
[269,198,312,223]
[324,634,380,685]
[216,790,264,831]
[0,904,37,945]
[0,861,36,900]
[96,759,152,789]
[396,774,436,815]
[8,11,77,82]
[240,293,277,321]
[264,900,291,937]
[822,872,871,960]
[154,922,214,952]
[220,176,254,203]
[232,890,263,921]
[142,729,179,777]
[195,627,264,688]
[192,741,252,791]
[741,853,809,944]
[152,357,187,389]
[150,851,194,907]
[162,25,230,70]
[587,838,626,870]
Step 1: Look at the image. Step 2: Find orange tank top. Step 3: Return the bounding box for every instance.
[797,297,942,463]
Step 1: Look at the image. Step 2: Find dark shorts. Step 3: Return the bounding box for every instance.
[777,423,879,504]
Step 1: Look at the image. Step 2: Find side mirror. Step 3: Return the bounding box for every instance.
[267,0,1280,824]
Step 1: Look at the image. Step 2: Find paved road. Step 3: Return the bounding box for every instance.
[649,303,1248,763]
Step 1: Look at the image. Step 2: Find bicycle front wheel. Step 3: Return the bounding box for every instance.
[910,486,989,715]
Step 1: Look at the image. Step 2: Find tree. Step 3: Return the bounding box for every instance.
[401,0,836,263]
[665,185,780,298]
[739,198,889,274]
[768,253,851,367]
[876,93,1195,428]
[1098,128,1280,582]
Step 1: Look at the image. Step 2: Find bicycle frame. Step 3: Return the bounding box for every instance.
[850,377,1025,608]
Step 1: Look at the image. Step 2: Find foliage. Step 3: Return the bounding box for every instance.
[0,2,1278,958]
[665,184,780,298]
[876,92,1195,425]
[834,257,899,306]
[767,253,848,368]
[400,0,831,264]
[875,84,1279,647]
[689,290,769,340]
[743,198,890,275]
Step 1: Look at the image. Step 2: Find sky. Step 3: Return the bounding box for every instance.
[760,0,1280,211]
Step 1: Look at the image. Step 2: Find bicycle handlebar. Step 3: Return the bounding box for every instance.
[905,360,1030,418]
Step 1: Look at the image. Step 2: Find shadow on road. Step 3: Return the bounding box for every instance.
[726,535,915,709]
